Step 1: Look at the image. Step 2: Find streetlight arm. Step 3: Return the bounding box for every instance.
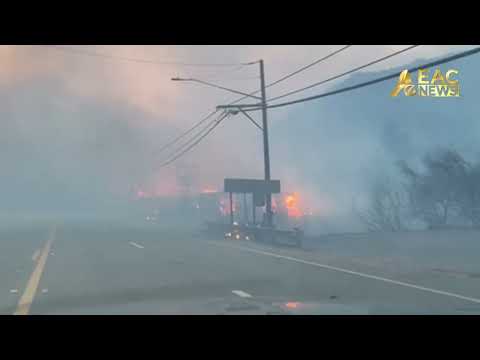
[217,104,262,109]
[172,77,262,100]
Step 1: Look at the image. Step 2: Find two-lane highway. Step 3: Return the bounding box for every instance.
[2,222,480,314]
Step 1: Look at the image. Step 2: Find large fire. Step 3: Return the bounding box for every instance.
[133,180,316,221]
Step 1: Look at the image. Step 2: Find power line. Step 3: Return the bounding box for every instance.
[225,45,353,105]
[153,110,219,156]
[180,64,254,81]
[149,46,353,156]
[39,45,250,67]
[150,46,480,175]
[161,111,224,160]
[156,111,227,169]
[153,95,243,158]
[156,112,229,169]
[37,45,251,160]
[266,45,352,88]
[267,45,420,102]
[244,46,480,111]
[202,75,260,81]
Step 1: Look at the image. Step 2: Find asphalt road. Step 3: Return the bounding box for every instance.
[2,222,480,315]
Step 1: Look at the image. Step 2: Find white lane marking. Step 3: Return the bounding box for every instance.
[41,289,48,294]
[207,241,480,305]
[129,241,145,249]
[32,250,40,262]
[10,289,19,294]
[232,290,252,298]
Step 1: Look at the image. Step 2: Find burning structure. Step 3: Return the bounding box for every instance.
[131,186,311,232]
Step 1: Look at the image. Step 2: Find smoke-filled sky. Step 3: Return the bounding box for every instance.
[1,45,478,226]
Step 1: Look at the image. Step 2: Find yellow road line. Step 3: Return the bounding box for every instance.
[32,250,40,262]
[14,226,56,315]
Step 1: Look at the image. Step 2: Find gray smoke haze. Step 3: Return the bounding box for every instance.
[1,45,478,231]
[269,51,480,231]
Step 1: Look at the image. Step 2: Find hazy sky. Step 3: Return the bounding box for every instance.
[1,45,477,225]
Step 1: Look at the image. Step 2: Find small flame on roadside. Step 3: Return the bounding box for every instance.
[285,302,301,309]
[202,188,217,194]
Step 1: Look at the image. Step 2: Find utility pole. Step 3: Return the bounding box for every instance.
[176,60,274,227]
[229,192,234,226]
[252,194,256,225]
[259,59,273,227]
[243,192,248,224]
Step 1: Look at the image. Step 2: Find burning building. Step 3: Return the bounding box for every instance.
[131,181,312,231]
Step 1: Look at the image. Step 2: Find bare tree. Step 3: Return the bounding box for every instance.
[398,148,468,228]
[458,163,480,226]
[358,148,480,232]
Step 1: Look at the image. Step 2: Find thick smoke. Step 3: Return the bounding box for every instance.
[1,45,478,231]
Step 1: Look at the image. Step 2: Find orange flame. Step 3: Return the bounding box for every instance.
[285,302,301,309]
[202,188,217,194]
[284,192,302,218]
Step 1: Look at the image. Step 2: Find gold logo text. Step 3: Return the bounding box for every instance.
[391,68,460,97]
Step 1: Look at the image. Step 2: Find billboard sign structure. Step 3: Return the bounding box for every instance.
[224,178,281,195]
[224,178,281,225]
[253,192,265,207]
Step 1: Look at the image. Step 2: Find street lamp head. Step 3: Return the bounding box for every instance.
[172,77,194,82]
